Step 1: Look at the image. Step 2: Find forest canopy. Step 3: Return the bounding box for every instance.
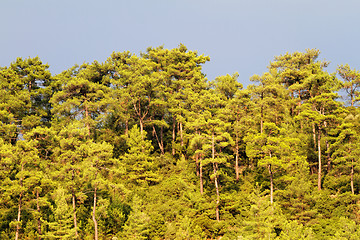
[1,45,360,240]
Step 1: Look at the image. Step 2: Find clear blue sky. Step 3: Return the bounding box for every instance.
[1,0,360,87]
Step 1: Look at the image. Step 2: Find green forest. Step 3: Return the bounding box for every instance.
[1,44,360,240]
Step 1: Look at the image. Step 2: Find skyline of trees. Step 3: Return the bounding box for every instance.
[1,45,360,239]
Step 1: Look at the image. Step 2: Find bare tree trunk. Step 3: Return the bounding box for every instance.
[351,158,355,195]
[318,127,322,191]
[326,139,331,172]
[298,99,303,131]
[15,164,24,240]
[72,191,78,237]
[172,117,176,155]
[180,122,184,147]
[213,162,220,222]
[351,85,354,107]
[260,108,263,134]
[15,193,22,240]
[212,132,220,221]
[72,170,78,238]
[36,189,42,239]
[235,135,239,181]
[200,154,204,195]
[160,115,164,147]
[160,123,164,154]
[139,119,144,137]
[268,164,273,204]
[92,186,98,240]
[125,119,129,136]
[152,125,164,154]
[85,104,90,136]
[195,153,199,176]
[313,123,316,150]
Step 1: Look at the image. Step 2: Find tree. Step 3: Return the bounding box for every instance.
[51,122,89,238]
[22,127,56,239]
[0,138,18,239]
[270,49,342,191]
[0,57,52,143]
[249,70,289,135]
[246,122,301,204]
[144,44,210,155]
[108,53,159,136]
[121,195,150,240]
[197,88,233,221]
[331,115,360,194]
[8,57,53,127]
[51,63,110,136]
[269,49,325,102]
[337,64,360,107]
[297,92,344,190]
[216,73,254,181]
[121,125,160,187]
[45,187,76,239]
[82,141,116,240]
[6,140,42,240]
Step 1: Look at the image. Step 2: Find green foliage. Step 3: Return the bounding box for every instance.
[1,46,360,239]
[46,187,77,239]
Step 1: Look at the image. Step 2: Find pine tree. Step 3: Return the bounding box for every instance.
[51,63,110,136]
[331,115,360,194]
[81,140,122,240]
[121,125,160,187]
[0,57,52,143]
[297,92,344,190]
[145,44,210,155]
[337,64,360,107]
[51,122,89,238]
[0,138,18,239]
[197,88,233,221]
[45,187,76,239]
[121,195,150,240]
[107,53,159,135]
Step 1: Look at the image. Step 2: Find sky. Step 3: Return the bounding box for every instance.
[1,0,360,87]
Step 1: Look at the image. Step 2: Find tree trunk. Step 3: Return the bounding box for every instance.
[152,125,164,155]
[160,115,164,151]
[351,158,354,195]
[318,127,322,191]
[200,154,203,195]
[298,99,303,131]
[213,162,220,222]
[172,117,176,155]
[268,164,273,204]
[212,132,220,221]
[36,189,41,239]
[235,135,239,181]
[260,108,263,134]
[15,193,22,240]
[160,123,164,154]
[180,122,184,147]
[351,85,354,107]
[139,119,144,137]
[72,170,78,238]
[72,191,78,237]
[85,104,90,136]
[92,186,98,240]
[313,123,316,150]
[195,153,199,176]
[125,119,129,136]
[15,164,24,240]
[326,139,331,172]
